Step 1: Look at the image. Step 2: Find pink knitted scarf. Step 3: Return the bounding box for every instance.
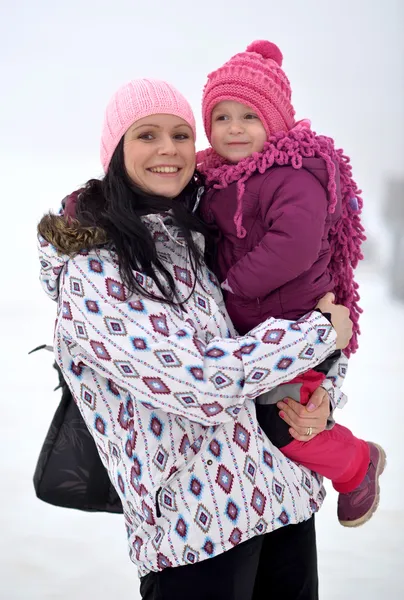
[197,127,365,356]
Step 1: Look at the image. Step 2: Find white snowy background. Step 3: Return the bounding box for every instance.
[1,0,403,598]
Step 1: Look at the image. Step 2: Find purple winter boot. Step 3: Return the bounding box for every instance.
[338,442,386,527]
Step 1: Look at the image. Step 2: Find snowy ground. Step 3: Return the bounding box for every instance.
[1,267,403,599]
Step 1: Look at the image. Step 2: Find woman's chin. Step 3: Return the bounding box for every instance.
[145,173,189,198]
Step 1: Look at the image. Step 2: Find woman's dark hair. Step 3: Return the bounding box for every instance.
[76,137,209,305]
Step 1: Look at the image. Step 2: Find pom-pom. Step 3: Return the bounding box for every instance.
[246,40,283,66]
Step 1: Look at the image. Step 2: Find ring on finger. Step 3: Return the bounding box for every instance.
[305,426,313,436]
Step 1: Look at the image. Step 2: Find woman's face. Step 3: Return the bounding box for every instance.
[123,114,196,198]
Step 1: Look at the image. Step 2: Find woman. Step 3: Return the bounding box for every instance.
[37,78,352,600]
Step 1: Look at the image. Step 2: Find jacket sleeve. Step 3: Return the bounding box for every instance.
[322,352,348,411]
[49,253,337,428]
[225,168,329,299]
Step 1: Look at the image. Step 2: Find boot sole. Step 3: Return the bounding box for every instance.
[339,442,387,528]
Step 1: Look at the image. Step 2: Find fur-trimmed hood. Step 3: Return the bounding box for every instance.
[37,210,205,303]
[37,213,108,257]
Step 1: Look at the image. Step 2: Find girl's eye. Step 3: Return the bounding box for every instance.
[245,114,258,120]
[215,115,228,121]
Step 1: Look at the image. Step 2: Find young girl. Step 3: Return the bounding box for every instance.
[198,40,386,527]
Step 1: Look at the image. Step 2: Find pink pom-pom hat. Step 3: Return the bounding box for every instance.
[202,40,295,141]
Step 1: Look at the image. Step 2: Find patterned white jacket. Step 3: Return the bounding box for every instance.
[38,212,346,577]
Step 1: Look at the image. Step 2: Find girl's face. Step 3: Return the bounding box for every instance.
[123,114,196,197]
[211,100,267,163]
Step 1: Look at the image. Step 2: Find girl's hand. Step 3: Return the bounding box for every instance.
[316,292,352,350]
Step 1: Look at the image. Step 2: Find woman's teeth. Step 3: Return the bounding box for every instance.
[149,166,179,173]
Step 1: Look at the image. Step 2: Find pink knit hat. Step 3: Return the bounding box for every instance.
[100,78,196,172]
[202,40,295,141]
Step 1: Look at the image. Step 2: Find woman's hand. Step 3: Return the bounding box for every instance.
[316,292,352,350]
[276,386,330,441]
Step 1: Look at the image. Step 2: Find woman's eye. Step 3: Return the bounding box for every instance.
[174,133,190,140]
[138,133,154,140]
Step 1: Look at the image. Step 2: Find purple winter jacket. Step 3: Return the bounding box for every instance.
[200,159,342,335]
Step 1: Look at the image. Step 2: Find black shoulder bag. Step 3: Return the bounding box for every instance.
[31,345,123,513]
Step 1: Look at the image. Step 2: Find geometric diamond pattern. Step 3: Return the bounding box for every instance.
[161,487,177,512]
[152,527,164,551]
[105,278,126,301]
[245,368,270,384]
[301,472,313,495]
[195,503,212,533]
[225,499,239,523]
[127,299,146,313]
[74,321,88,340]
[244,455,257,484]
[175,517,188,540]
[216,465,234,495]
[153,445,169,472]
[69,361,83,378]
[70,277,84,297]
[157,553,172,570]
[276,357,294,370]
[104,317,127,336]
[81,383,96,410]
[143,377,170,394]
[189,476,203,498]
[229,528,242,546]
[131,337,148,351]
[298,344,315,360]
[188,366,204,381]
[205,347,226,360]
[113,361,139,378]
[233,423,250,453]
[254,518,268,535]
[201,402,223,417]
[85,300,101,314]
[194,292,211,315]
[62,301,73,320]
[182,545,199,565]
[233,343,257,360]
[208,439,222,459]
[263,450,274,470]
[315,323,333,343]
[89,259,104,274]
[209,371,233,390]
[174,392,198,408]
[141,500,155,526]
[90,340,111,361]
[272,478,285,504]
[155,350,182,368]
[179,434,190,455]
[251,487,266,516]
[277,510,290,526]
[262,328,286,344]
[149,416,164,438]
[94,414,107,436]
[149,314,169,336]
[203,539,215,556]
[174,266,192,288]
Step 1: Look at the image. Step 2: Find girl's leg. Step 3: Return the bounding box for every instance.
[281,424,370,492]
